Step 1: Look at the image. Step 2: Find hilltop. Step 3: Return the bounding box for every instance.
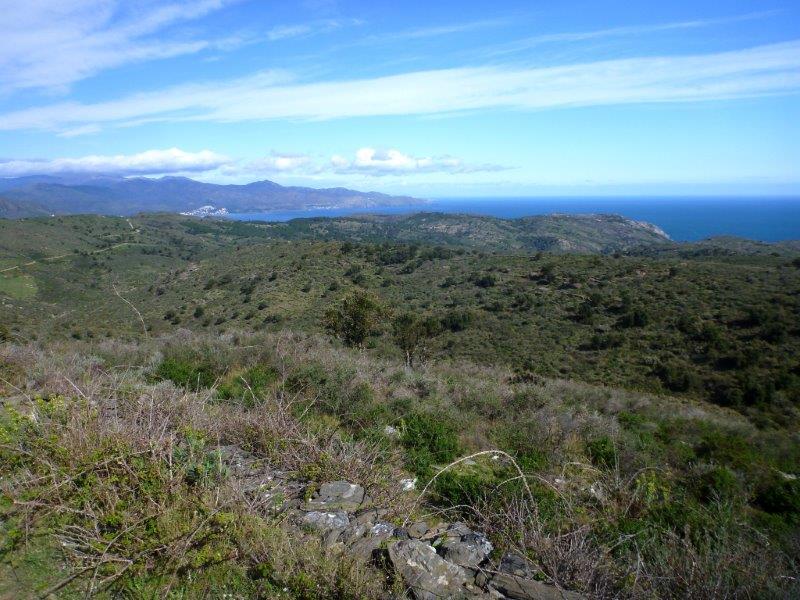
[0,174,424,217]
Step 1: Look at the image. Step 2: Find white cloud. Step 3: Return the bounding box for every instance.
[0,147,500,179]
[243,153,314,172]
[1,40,798,133]
[0,0,239,93]
[0,148,231,177]
[329,148,507,176]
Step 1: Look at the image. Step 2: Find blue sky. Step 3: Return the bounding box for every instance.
[0,0,799,196]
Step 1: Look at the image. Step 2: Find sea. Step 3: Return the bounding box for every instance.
[228,197,800,242]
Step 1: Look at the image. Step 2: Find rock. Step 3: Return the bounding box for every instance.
[475,569,490,588]
[354,507,388,525]
[497,553,537,579]
[300,510,350,533]
[370,522,395,537]
[491,553,586,600]
[407,521,428,539]
[323,526,347,548]
[400,477,417,491]
[420,522,450,541]
[348,521,395,561]
[442,522,474,538]
[490,573,585,600]
[339,521,371,545]
[438,524,493,568]
[349,535,388,562]
[388,539,472,600]
[304,481,365,511]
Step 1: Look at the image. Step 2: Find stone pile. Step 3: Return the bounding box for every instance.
[217,445,584,600]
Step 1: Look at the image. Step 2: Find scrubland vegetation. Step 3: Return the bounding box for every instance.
[1,213,799,597]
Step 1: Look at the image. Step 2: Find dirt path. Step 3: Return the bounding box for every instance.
[0,243,136,274]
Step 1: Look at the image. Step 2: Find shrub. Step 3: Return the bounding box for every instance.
[695,466,740,502]
[473,274,496,288]
[433,468,498,507]
[754,475,800,522]
[587,332,623,350]
[441,309,472,332]
[617,306,649,328]
[323,291,386,347]
[392,313,440,366]
[217,366,279,404]
[400,412,460,477]
[156,356,218,389]
[587,436,616,468]
[656,361,700,392]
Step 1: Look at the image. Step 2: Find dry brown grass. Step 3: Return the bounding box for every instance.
[1,330,797,598]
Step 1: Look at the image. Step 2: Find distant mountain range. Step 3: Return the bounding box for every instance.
[0,174,423,218]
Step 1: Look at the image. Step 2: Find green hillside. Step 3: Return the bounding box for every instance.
[2,214,798,428]
[1,212,799,598]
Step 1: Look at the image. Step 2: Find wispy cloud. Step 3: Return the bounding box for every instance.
[485,11,781,57]
[2,40,799,132]
[351,17,510,46]
[0,148,231,177]
[267,18,363,41]
[0,0,240,93]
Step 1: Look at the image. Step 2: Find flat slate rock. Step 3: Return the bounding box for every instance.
[490,573,585,600]
[300,510,350,533]
[389,539,472,600]
[438,524,493,568]
[304,480,366,510]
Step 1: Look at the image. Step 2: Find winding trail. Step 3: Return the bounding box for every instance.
[0,243,136,274]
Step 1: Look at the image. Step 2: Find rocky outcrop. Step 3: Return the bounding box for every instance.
[217,445,585,600]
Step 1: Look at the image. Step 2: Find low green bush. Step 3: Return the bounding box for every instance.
[218,365,279,404]
[155,356,218,389]
[400,411,461,477]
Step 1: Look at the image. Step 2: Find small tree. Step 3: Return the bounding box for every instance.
[324,291,385,347]
[392,313,440,367]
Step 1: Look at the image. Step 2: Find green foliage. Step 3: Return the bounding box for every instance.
[473,273,496,288]
[441,309,473,332]
[655,360,701,392]
[217,365,279,403]
[754,475,800,522]
[400,411,461,477]
[392,312,440,366]
[433,468,498,507]
[324,291,386,347]
[695,466,740,502]
[155,355,218,389]
[617,306,650,328]
[587,436,616,468]
[3,214,798,427]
